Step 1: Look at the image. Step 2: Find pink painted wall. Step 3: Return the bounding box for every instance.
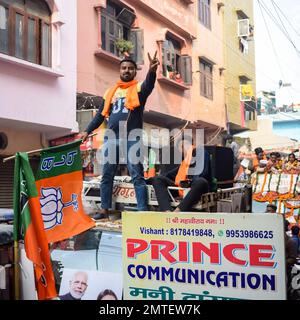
[77,0,195,123]
[0,0,77,155]
[191,2,226,129]
[130,0,197,38]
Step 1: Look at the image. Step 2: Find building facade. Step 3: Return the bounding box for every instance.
[223,0,257,133]
[257,90,276,115]
[0,0,77,207]
[191,0,226,143]
[77,0,230,147]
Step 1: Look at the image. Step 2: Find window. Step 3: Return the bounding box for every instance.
[240,77,256,121]
[0,0,51,66]
[199,59,213,99]
[101,1,138,59]
[198,0,211,29]
[161,35,192,86]
[237,12,253,54]
[244,100,256,121]
[130,28,144,65]
[0,4,9,54]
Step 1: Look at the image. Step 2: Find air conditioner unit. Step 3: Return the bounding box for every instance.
[237,19,250,37]
[116,8,136,26]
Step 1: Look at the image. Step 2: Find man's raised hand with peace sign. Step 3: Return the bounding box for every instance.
[148,51,160,73]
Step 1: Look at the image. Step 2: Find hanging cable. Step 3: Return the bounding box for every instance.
[271,0,300,38]
[258,0,287,83]
[259,0,300,58]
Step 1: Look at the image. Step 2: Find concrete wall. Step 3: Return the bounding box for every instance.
[224,0,257,130]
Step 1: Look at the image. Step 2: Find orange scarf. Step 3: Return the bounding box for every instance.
[175,146,194,197]
[101,80,140,117]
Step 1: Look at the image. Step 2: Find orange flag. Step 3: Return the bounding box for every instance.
[13,153,57,299]
[35,141,95,243]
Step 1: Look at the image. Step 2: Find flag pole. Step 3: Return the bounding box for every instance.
[3,149,43,163]
[2,134,96,163]
[14,240,20,300]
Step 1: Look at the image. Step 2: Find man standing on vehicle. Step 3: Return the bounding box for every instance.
[79,53,159,218]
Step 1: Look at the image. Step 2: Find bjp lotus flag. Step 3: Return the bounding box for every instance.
[35,141,95,243]
[13,152,57,300]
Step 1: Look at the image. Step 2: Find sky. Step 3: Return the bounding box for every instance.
[254,0,300,106]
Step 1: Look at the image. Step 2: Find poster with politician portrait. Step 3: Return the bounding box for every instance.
[59,268,123,300]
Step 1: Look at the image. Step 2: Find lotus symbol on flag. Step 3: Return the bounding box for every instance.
[40,187,79,230]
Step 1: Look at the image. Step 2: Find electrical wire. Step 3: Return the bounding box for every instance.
[259,0,300,81]
[260,0,298,47]
[257,0,300,98]
[205,127,223,145]
[258,0,300,69]
[209,0,300,96]
[257,0,286,82]
[271,0,297,46]
[268,0,300,100]
[271,0,300,38]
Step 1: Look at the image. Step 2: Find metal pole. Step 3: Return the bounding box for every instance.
[14,241,20,300]
[2,135,95,163]
[244,184,253,213]
[3,148,43,163]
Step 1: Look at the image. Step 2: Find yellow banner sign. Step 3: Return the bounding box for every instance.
[122,212,286,300]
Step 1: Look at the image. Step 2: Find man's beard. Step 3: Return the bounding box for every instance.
[121,74,134,82]
[70,290,84,299]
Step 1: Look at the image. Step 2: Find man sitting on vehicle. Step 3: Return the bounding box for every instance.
[151,143,211,212]
[250,147,266,172]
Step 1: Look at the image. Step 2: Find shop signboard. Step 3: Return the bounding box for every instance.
[122,212,286,300]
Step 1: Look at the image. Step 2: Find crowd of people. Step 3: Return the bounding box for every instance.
[234,145,300,186]
[254,148,300,174]
[244,146,299,175]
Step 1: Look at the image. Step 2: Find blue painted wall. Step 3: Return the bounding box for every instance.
[273,120,300,142]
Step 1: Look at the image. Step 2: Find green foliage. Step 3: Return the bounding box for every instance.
[115,38,134,54]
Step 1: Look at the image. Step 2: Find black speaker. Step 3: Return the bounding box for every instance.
[205,146,234,189]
